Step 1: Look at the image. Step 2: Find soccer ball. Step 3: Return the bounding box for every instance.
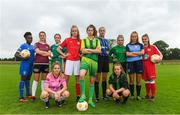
[76,101,88,111]
[151,54,161,63]
[20,49,30,58]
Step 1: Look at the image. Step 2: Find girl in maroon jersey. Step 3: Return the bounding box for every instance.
[31,31,51,101]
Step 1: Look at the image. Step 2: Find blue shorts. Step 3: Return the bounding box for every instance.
[20,62,33,77]
[127,60,143,74]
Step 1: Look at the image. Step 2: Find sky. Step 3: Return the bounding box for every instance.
[0,0,180,58]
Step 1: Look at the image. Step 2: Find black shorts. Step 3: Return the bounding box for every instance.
[97,56,109,72]
[127,60,143,74]
[33,64,49,73]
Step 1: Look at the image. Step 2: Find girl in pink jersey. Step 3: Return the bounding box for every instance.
[142,34,163,101]
[40,62,69,108]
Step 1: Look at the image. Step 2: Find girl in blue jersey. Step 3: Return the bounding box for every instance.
[126,31,144,100]
[15,32,35,102]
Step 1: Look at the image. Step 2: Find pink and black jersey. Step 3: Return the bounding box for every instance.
[45,72,66,92]
[34,42,50,65]
[60,37,81,61]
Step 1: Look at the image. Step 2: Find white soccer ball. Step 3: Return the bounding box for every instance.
[76,101,88,111]
[151,54,161,63]
[20,49,30,58]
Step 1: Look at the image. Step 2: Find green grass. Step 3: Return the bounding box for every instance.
[0,64,180,114]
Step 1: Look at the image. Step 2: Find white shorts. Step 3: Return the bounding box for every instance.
[65,60,80,76]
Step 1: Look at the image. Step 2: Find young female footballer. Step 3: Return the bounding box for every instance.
[142,34,163,101]
[31,31,51,101]
[109,34,127,73]
[57,25,81,101]
[79,24,101,107]
[106,63,130,104]
[15,32,35,102]
[95,27,110,102]
[40,62,69,108]
[126,31,144,100]
[51,33,65,72]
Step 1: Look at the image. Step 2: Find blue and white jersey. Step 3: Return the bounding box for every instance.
[19,43,35,64]
[19,43,35,76]
[126,42,143,62]
[98,37,109,56]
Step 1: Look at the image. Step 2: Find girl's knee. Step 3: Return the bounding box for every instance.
[122,89,130,97]
[106,89,112,96]
[62,90,70,98]
[40,90,49,100]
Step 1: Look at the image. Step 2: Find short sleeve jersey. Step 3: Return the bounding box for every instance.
[108,73,128,89]
[126,42,144,62]
[44,72,66,92]
[60,37,81,61]
[34,42,50,64]
[143,45,161,61]
[19,43,35,64]
[109,45,126,63]
[81,37,101,61]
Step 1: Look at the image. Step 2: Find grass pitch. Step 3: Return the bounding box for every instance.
[0,63,180,114]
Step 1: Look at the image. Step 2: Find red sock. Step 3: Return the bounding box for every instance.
[145,83,151,97]
[151,83,156,97]
[76,83,80,97]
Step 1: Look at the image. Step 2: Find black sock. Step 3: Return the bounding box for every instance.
[95,81,99,98]
[102,81,107,98]
[136,85,141,96]
[123,96,129,103]
[130,84,134,96]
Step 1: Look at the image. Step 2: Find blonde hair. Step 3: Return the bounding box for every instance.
[113,63,125,74]
[70,25,80,39]
[130,31,139,43]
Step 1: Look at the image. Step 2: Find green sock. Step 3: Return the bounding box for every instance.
[88,84,94,101]
[80,80,85,97]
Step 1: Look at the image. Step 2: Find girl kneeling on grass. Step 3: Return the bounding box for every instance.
[40,62,69,109]
[106,63,130,104]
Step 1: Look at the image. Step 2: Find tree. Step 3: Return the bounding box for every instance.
[168,48,180,60]
[153,40,169,59]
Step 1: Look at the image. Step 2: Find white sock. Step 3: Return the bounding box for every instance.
[41,80,45,91]
[32,80,38,96]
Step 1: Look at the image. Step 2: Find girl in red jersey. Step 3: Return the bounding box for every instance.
[31,31,51,101]
[142,34,163,101]
[57,25,81,101]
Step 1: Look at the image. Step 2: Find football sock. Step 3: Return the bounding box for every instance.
[95,81,99,98]
[32,80,38,96]
[151,83,156,97]
[76,83,80,97]
[102,81,107,98]
[79,80,85,97]
[25,80,30,96]
[130,84,134,96]
[19,80,25,99]
[41,80,45,91]
[123,95,129,103]
[145,83,151,97]
[136,85,141,96]
[89,84,94,101]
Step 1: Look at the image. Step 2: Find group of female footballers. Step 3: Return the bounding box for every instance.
[15,24,163,109]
